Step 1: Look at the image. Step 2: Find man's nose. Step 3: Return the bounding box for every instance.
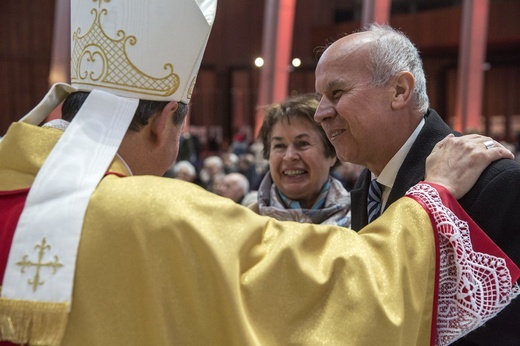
[314,98,334,123]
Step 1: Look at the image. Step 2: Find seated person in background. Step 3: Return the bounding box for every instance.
[250,94,351,227]
[199,155,225,193]
[332,161,364,191]
[220,152,239,174]
[164,160,197,183]
[237,152,265,191]
[215,172,250,204]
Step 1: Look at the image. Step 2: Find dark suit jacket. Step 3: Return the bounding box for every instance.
[351,109,520,346]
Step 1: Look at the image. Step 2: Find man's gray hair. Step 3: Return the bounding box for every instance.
[364,23,429,115]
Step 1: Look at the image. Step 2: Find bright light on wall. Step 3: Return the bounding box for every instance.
[291,58,301,67]
[254,57,264,67]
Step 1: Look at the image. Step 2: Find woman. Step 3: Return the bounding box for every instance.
[251,94,351,227]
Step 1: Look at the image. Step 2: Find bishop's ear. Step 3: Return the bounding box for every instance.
[391,71,414,110]
[151,100,179,145]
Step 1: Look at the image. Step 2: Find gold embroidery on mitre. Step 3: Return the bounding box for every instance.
[16,238,63,292]
[71,0,180,97]
[187,75,197,100]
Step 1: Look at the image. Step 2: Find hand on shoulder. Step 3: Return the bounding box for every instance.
[424,134,514,199]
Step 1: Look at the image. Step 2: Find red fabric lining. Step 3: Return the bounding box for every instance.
[0,188,29,286]
[106,170,127,178]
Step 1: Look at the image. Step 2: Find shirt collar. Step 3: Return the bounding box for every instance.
[371,117,425,189]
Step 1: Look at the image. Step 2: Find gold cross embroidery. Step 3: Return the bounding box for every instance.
[16,237,64,292]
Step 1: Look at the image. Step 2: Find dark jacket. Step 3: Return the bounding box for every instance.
[351,109,520,346]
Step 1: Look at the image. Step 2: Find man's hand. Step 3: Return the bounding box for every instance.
[425,134,514,199]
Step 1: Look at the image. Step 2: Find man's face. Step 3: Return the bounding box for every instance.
[314,35,396,173]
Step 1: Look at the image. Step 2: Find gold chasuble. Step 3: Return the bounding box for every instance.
[1,123,519,345]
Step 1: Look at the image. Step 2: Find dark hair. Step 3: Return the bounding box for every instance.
[257,93,337,161]
[61,92,189,131]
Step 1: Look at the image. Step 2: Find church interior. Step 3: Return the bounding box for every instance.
[0,0,519,153]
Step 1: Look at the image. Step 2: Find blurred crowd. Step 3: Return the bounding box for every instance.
[162,125,520,209]
[163,129,365,207]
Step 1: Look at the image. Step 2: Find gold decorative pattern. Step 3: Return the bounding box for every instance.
[0,297,69,346]
[187,75,197,100]
[16,238,63,292]
[71,0,180,96]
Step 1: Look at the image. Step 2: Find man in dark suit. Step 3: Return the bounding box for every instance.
[314,23,520,346]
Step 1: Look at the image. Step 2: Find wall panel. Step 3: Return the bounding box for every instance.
[0,0,55,135]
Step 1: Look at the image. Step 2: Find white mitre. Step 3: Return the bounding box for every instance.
[71,0,216,103]
[0,1,217,345]
[21,0,217,125]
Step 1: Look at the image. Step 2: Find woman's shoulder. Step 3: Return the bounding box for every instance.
[247,201,259,213]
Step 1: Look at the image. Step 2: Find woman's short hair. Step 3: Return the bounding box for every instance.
[258,93,337,161]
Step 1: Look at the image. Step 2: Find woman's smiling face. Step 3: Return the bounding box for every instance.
[268,116,337,209]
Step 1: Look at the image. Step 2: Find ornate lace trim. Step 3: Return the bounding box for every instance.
[406,184,520,346]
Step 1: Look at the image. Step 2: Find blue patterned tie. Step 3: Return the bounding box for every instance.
[367,179,383,223]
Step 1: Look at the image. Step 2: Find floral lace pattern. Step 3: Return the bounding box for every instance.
[406,184,520,346]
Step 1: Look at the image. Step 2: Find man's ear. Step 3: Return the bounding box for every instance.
[150,100,179,146]
[391,71,414,110]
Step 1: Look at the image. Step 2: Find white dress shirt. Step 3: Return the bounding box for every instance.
[371,118,425,211]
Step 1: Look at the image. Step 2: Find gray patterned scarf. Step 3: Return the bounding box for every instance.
[257,172,351,227]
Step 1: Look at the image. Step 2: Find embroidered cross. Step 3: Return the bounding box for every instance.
[16,237,64,292]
